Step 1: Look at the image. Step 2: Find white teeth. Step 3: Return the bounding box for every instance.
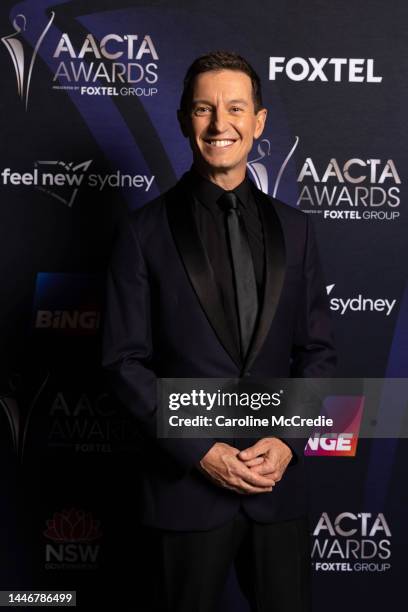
[208,140,234,147]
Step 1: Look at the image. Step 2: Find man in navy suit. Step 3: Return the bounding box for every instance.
[103,51,336,612]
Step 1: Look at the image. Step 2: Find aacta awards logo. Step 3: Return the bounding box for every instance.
[2,11,159,107]
[246,137,401,222]
[296,157,401,221]
[312,512,391,573]
[47,390,131,454]
[53,31,159,97]
[44,508,102,570]
[2,12,55,110]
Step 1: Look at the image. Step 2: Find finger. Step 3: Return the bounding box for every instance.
[247,465,277,483]
[251,464,281,478]
[238,439,271,461]
[235,479,274,495]
[235,464,276,488]
[217,479,269,495]
[242,456,265,467]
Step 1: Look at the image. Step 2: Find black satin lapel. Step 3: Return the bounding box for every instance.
[244,188,287,371]
[166,179,241,368]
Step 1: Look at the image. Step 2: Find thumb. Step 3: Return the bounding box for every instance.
[239,439,269,461]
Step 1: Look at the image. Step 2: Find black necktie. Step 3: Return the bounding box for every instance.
[220,191,258,359]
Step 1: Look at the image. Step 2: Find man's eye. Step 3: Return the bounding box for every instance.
[194,106,210,115]
[231,107,243,113]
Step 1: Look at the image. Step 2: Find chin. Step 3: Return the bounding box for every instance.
[206,162,236,173]
[203,155,240,169]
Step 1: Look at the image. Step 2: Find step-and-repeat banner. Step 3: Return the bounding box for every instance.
[1,1,407,610]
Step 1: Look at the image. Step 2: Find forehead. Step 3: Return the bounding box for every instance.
[192,69,253,100]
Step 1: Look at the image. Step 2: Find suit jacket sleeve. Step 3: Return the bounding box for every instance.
[102,216,215,473]
[281,214,337,462]
[291,214,337,377]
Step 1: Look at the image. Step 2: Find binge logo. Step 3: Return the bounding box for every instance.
[305,396,364,457]
[33,273,102,335]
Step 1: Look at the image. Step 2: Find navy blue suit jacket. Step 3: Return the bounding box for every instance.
[102,172,336,530]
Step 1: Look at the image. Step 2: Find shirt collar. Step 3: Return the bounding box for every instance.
[187,166,252,211]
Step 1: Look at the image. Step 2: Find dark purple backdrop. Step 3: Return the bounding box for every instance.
[0,1,407,610]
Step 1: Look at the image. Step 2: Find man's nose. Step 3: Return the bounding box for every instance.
[209,107,229,132]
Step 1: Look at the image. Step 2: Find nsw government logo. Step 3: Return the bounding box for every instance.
[44,508,102,570]
[312,512,391,573]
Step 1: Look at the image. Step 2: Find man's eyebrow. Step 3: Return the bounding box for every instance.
[191,99,213,106]
[228,99,249,106]
[191,98,249,106]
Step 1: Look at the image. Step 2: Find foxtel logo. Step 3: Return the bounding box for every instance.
[269,57,382,82]
[326,284,396,316]
[35,310,100,331]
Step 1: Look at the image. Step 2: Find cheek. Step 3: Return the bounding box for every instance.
[239,120,257,140]
[196,118,211,133]
[188,120,203,140]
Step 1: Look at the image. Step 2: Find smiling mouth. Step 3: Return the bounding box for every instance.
[204,139,237,148]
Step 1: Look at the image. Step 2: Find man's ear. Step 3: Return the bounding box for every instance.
[254,108,267,139]
[177,109,189,138]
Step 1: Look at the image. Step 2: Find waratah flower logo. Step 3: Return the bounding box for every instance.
[43,508,102,542]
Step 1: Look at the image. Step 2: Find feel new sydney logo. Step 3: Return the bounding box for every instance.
[1,162,155,207]
[326,284,397,317]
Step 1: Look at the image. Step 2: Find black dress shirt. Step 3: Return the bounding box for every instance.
[185,168,265,362]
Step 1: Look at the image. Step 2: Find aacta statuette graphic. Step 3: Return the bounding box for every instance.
[247,136,299,197]
[1,11,55,110]
[0,370,50,463]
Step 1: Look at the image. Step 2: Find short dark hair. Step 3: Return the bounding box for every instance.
[179,50,263,114]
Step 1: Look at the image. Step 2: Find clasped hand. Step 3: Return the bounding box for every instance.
[199,438,293,495]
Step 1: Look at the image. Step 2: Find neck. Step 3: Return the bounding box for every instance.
[192,162,246,191]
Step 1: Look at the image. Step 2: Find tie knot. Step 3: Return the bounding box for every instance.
[219,191,239,212]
